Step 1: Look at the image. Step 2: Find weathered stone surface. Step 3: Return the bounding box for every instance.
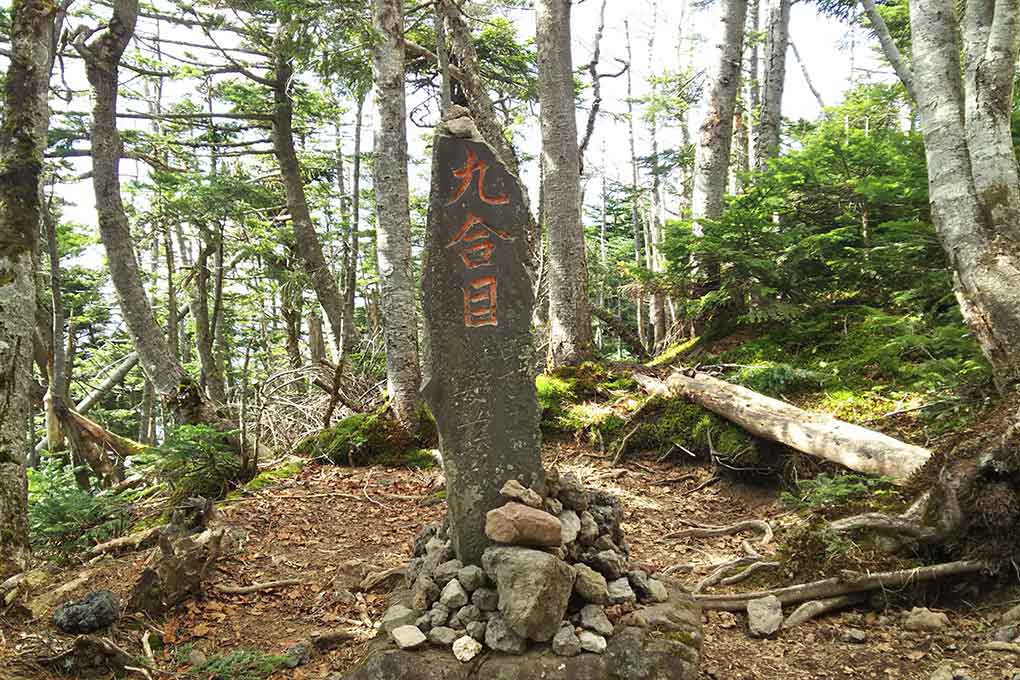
[904,607,950,632]
[485,503,562,547]
[628,570,667,603]
[457,565,487,592]
[1002,603,1020,624]
[434,560,464,585]
[472,587,498,611]
[747,596,783,637]
[501,480,543,508]
[428,604,450,628]
[483,547,575,641]
[282,640,312,668]
[589,550,626,580]
[578,512,599,545]
[559,510,581,544]
[440,580,469,610]
[428,626,459,646]
[572,564,609,604]
[558,472,589,512]
[552,624,582,657]
[579,604,613,636]
[412,576,440,613]
[422,111,545,565]
[467,620,487,641]
[52,590,120,634]
[607,577,637,605]
[485,614,527,654]
[453,635,483,662]
[579,630,607,654]
[382,604,418,633]
[392,625,427,650]
[544,497,564,516]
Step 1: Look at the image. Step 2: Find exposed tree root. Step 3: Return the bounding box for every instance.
[213,578,301,595]
[695,560,986,611]
[667,519,773,546]
[86,526,163,560]
[782,593,867,628]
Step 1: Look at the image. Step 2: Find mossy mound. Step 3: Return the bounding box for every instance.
[293,408,438,469]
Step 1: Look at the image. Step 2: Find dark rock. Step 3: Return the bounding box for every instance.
[485,614,527,654]
[558,472,589,512]
[573,563,609,604]
[551,624,582,657]
[282,640,312,668]
[457,565,487,592]
[412,576,440,613]
[412,523,440,558]
[578,512,599,546]
[434,559,464,585]
[589,551,627,580]
[52,590,120,633]
[607,577,636,605]
[472,587,498,612]
[544,497,564,516]
[467,620,487,641]
[428,603,450,628]
[482,546,575,641]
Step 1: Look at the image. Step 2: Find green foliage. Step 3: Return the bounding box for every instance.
[625,397,753,460]
[136,425,243,505]
[729,363,830,395]
[27,462,131,555]
[293,409,436,469]
[189,650,286,680]
[536,374,576,418]
[780,473,901,512]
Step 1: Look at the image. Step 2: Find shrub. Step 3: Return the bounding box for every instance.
[135,425,243,504]
[189,650,285,680]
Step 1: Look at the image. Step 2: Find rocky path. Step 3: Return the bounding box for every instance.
[3,441,1019,679]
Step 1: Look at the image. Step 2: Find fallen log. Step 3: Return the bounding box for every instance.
[637,370,931,483]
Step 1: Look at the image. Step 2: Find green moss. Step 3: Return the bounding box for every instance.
[189,650,286,680]
[225,459,305,500]
[374,447,438,470]
[293,409,439,469]
[621,397,754,460]
[536,374,576,414]
[648,336,700,367]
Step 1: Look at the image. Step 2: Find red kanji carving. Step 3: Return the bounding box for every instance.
[463,276,498,327]
[446,213,511,268]
[447,149,509,206]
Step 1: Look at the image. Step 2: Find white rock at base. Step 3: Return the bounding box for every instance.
[392,625,427,650]
[578,630,607,654]
[747,595,783,637]
[452,635,483,662]
[904,607,950,632]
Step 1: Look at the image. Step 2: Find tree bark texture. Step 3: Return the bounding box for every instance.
[908,0,1020,391]
[372,0,423,427]
[0,0,58,578]
[693,0,748,228]
[537,0,592,366]
[272,50,346,354]
[624,21,647,351]
[859,0,918,102]
[754,0,790,167]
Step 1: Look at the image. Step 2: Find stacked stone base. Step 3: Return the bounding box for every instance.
[346,585,702,680]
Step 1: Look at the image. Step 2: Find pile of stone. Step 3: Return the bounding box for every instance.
[384,469,669,661]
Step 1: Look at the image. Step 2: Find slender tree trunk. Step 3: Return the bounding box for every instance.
[907,0,1020,391]
[537,0,592,366]
[281,279,303,369]
[308,310,326,364]
[271,47,346,354]
[859,0,917,102]
[645,3,668,349]
[342,95,366,355]
[372,0,424,427]
[190,243,225,399]
[0,0,64,578]
[746,0,760,165]
[624,21,647,351]
[693,0,748,235]
[754,0,790,167]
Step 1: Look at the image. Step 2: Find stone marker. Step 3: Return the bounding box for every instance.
[422,105,544,565]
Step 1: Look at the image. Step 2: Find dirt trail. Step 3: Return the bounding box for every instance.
[3,441,1018,679]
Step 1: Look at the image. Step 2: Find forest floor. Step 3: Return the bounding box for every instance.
[4,436,1020,680]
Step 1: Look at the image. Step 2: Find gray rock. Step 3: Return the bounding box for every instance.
[578,630,607,654]
[391,625,427,650]
[501,479,544,508]
[594,535,619,553]
[452,635,483,662]
[589,550,627,580]
[552,624,582,657]
[579,604,614,636]
[485,614,526,654]
[747,596,783,637]
[607,576,637,605]
[1003,603,1020,624]
[578,511,599,545]
[439,579,469,609]
[381,604,418,633]
[993,623,1020,642]
[482,546,576,642]
[456,565,486,592]
[427,626,459,646]
[558,472,589,512]
[455,604,480,626]
[52,590,120,634]
[904,607,950,632]
[428,604,450,628]
[472,587,498,611]
[411,575,440,613]
[415,614,432,633]
[544,497,564,516]
[573,563,609,604]
[282,640,311,668]
[841,628,867,644]
[434,559,464,585]
[645,578,669,603]
[627,571,669,604]
[467,620,487,641]
[559,510,581,544]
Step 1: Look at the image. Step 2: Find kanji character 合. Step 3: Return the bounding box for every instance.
[446,213,511,268]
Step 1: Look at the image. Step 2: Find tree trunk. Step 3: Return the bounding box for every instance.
[624,21,647,351]
[908,0,1020,392]
[342,95,366,355]
[308,310,326,364]
[746,0,760,164]
[859,0,917,102]
[272,49,346,355]
[645,3,668,350]
[754,0,790,167]
[592,306,649,360]
[638,371,931,482]
[190,243,226,399]
[371,0,424,428]
[537,0,593,367]
[0,0,63,578]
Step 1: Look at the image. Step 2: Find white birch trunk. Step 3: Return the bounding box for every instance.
[754,0,790,167]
